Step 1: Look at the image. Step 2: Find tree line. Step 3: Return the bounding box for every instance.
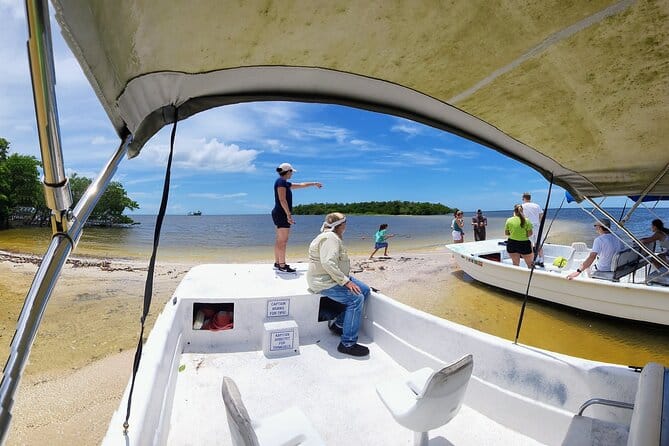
[293,201,453,215]
[0,138,139,230]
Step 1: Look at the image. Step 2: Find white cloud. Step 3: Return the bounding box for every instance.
[143,138,260,172]
[348,139,385,152]
[189,192,248,199]
[123,175,168,186]
[264,139,285,153]
[479,165,507,171]
[246,102,298,127]
[173,102,305,148]
[91,136,117,145]
[401,152,442,165]
[289,124,349,144]
[1,1,25,21]
[54,55,89,87]
[391,119,422,137]
[433,148,479,159]
[316,167,385,181]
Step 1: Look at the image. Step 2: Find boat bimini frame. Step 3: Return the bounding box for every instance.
[0,1,132,443]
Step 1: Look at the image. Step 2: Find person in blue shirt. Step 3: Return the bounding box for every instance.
[369,223,395,259]
[272,162,322,272]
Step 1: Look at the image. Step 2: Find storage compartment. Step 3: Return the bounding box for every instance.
[192,302,235,331]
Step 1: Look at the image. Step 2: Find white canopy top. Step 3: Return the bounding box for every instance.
[52,0,668,201]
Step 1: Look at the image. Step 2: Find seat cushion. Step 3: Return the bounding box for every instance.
[627,362,664,446]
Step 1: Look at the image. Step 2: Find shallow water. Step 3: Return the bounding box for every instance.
[393,269,669,366]
[1,209,668,367]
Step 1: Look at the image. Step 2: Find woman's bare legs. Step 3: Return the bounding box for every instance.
[521,253,534,268]
[509,252,521,266]
[274,227,291,265]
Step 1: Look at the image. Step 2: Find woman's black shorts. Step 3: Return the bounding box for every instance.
[506,239,532,255]
[272,208,291,228]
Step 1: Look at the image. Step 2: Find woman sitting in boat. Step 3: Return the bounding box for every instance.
[639,218,669,270]
[567,218,623,280]
[307,212,371,357]
[504,204,534,268]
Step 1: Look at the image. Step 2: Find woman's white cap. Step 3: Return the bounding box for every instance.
[278,162,296,173]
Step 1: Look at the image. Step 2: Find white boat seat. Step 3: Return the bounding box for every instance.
[627,362,667,446]
[221,376,325,446]
[572,362,668,446]
[591,249,644,282]
[376,354,473,446]
[543,245,575,266]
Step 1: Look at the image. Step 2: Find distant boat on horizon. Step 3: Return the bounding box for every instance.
[187,210,202,216]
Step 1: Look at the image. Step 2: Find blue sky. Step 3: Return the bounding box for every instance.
[0,3,635,216]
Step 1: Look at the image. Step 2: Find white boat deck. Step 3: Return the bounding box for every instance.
[167,330,543,445]
[102,264,643,446]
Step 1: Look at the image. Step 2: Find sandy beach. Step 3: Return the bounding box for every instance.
[0,248,458,445]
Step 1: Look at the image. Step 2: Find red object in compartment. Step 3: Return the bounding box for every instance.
[210,311,233,330]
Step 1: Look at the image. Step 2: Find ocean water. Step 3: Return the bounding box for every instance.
[1,207,667,262]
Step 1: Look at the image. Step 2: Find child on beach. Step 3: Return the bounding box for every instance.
[369,224,394,259]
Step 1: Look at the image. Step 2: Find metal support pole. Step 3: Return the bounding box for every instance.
[583,197,669,270]
[621,162,669,225]
[26,0,72,233]
[0,138,131,445]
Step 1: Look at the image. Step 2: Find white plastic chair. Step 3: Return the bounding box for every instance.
[221,376,325,446]
[376,354,474,446]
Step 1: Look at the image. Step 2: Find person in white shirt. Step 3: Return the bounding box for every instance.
[307,212,371,357]
[567,218,623,279]
[521,192,544,265]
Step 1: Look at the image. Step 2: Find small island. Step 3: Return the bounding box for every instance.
[293,201,453,215]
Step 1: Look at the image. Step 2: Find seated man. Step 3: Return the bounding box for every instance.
[567,218,623,280]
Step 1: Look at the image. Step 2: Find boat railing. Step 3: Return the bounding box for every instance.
[576,398,633,416]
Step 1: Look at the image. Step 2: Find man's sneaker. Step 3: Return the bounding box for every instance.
[328,320,343,336]
[277,264,296,273]
[273,263,280,269]
[337,342,369,357]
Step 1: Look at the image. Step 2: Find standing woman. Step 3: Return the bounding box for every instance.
[272,162,322,272]
[505,204,534,268]
[451,210,465,244]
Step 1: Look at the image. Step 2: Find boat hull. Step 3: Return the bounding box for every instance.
[446,240,669,326]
